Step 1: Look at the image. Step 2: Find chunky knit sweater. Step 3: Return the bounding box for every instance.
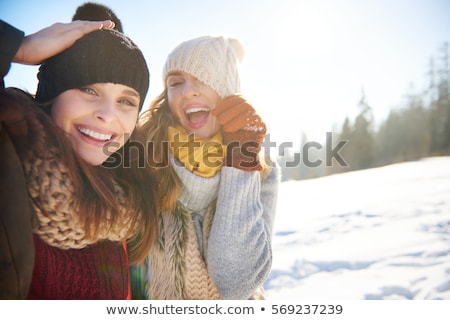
[133,156,280,300]
[27,236,130,299]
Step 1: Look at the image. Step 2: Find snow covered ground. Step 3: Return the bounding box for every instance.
[264,156,450,300]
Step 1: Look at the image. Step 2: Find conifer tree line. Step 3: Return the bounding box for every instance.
[278,42,450,181]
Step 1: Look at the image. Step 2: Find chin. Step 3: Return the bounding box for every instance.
[192,126,220,139]
[193,131,212,139]
[85,158,106,166]
[79,152,108,166]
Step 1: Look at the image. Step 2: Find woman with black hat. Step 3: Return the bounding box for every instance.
[0,7,158,299]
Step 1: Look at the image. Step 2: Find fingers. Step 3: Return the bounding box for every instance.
[98,20,116,30]
[15,20,116,65]
[72,19,116,33]
[243,113,266,134]
[213,95,254,132]
[217,102,251,127]
[65,19,115,40]
[212,95,246,116]
[221,110,265,134]
[214,95,266,134]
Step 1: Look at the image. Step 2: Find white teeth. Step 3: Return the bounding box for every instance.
[185,107,209,114]
[78,127,112,141]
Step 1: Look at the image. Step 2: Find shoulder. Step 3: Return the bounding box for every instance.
[0,21,25,82]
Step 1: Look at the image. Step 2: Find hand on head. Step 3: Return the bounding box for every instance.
[14,19,115,65]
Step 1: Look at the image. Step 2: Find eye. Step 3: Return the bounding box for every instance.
[118,98,138,107]
[79,87,97,95]
[167,76,184,88]
[169,81,182,88]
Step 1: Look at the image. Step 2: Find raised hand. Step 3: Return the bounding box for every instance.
[212,95,266,171]
[14,19,115,65]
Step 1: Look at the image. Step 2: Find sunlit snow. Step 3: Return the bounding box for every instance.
[264,157,450,300]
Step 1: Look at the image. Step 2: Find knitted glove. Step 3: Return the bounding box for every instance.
[0,88,35,298]
[212,95,266,171]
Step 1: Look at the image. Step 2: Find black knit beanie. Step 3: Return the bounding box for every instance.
[35,29,149,110]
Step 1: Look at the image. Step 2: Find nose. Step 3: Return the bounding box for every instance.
[183,78,200,97]
[94,100,115,123]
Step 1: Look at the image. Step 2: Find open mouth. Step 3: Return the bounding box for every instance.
[77,126,113,141]
[185,106,210,125]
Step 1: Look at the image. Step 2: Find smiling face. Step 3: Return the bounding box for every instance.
[166,71,222,138]
[51,83,140,165]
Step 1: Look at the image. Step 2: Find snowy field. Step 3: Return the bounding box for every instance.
[264,156,450,300]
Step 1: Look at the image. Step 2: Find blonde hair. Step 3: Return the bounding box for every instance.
[138,90,183,212]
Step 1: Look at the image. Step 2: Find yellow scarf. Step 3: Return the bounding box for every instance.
[168,126,226,178]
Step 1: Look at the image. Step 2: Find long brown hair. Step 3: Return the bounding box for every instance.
[137,90,182,212]
[103,131,159,263]
[25,88,158,263]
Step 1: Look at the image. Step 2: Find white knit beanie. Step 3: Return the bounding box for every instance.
[163,35,244,98]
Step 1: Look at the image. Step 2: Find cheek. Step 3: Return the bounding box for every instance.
[167,97,176,114]
[167,91,182,115]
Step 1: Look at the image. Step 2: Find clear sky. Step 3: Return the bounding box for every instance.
[2,0,450,144]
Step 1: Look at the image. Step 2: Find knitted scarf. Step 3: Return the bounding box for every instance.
[145,199,266,300]
[146,201,221,299]
[168,126,225,178]
[21,127,136,250]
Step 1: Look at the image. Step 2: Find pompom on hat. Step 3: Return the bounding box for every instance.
[35,3,149,110]
[163,36,244,98]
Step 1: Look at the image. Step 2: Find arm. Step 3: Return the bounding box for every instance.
[207,164,280,299]
[13,20,115,65]
[0,88,37,298]
[0,21,24,87]
[1,19,115,87]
